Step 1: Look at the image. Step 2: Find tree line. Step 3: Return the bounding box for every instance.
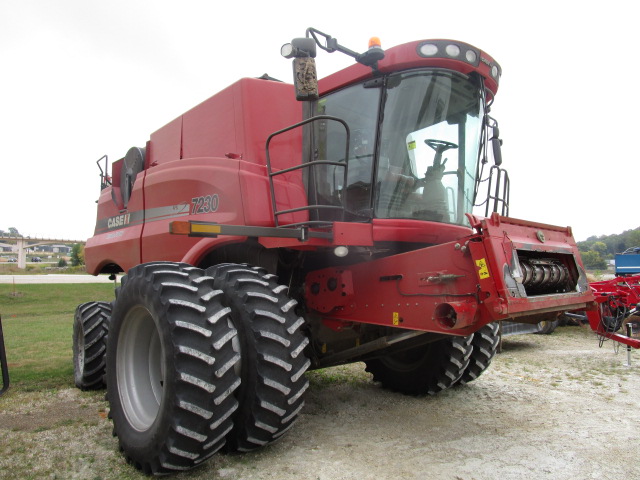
[577,227,640,269]
[0,227,20,236]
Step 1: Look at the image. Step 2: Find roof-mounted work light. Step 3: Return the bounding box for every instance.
[281,37,317,59]
[416,40,501,83]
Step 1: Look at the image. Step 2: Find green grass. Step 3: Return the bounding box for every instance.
[307,364,371,389]
[0,264,88,275]
[0,284,116,391]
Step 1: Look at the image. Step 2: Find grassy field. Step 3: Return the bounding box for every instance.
[0,284,115,391]
[0,264,87,275]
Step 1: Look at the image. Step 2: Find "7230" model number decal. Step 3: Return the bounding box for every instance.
[191,194,219,214]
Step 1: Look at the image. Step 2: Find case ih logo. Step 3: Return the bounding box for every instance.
[107,213,131,229]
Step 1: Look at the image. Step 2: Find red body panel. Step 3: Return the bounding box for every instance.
[304,214,593,336]
[149,117,181,167]
[140,158,245,263]
[306,239,485,336]
[85,176,144,272]
[87,78,302,274]
[148,79,302,168]
[371,219,471,244]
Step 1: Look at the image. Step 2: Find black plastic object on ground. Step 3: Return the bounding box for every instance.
[0,315,9,397]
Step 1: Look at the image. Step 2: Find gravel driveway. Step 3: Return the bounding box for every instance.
[0,326,637,479]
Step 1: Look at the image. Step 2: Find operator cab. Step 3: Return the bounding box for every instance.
[271,29,506,231]
[310,69,484,226]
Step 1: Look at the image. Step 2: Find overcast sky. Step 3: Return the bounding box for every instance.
[1,0,637,242]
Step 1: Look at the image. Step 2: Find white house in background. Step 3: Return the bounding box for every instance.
[39,244,72,254]
[52,245,72,254]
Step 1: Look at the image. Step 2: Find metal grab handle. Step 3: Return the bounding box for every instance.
[266,115,351,227]
[0,315,9,397]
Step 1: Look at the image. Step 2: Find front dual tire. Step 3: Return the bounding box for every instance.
[105,262,309,474]
[106,262,241,474]
[205,264,310,452]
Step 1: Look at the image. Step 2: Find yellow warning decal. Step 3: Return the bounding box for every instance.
[407,140,416,150]
[393,312,400,326]
[476,258,490,279]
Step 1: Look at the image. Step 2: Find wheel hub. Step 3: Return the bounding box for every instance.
[117,306,164,432]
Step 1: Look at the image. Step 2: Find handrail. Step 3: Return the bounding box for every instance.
[266,115,351,227]
[96,155,111,190]
[484,165,510,217]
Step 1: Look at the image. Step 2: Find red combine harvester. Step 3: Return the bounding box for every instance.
[73,28,639,474]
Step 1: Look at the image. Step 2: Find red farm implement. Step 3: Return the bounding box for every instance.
[567,274,640,349]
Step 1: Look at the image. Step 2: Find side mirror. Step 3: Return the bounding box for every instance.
[282,38,318,101]
[292,57,318,101]
[490,126,503,166]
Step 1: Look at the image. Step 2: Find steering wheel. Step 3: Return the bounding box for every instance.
[424,139,458,153]
[423,139,458,175]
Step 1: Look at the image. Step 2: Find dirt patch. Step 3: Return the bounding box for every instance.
[0,389,105,432]
[0,326,638,480]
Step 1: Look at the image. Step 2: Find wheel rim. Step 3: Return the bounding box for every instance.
[75,323,85,373]
[117,306,164,432]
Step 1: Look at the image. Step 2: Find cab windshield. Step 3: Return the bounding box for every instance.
[375,71,484,224]
[311,69,484,226]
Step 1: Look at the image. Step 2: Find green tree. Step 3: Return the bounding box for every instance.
[577,241,591,252]
[591,241,608,256]
[581,250,607,270]
[70,244,85,266]
[625,230,640,251]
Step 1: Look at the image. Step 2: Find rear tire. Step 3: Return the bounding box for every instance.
[73,301,111,390]
[536,319,559,335]
[365,335,472,395]
[106,262,240,474]
[456,323,499,385]
[206,264,311,452]
[557,314,569,327]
